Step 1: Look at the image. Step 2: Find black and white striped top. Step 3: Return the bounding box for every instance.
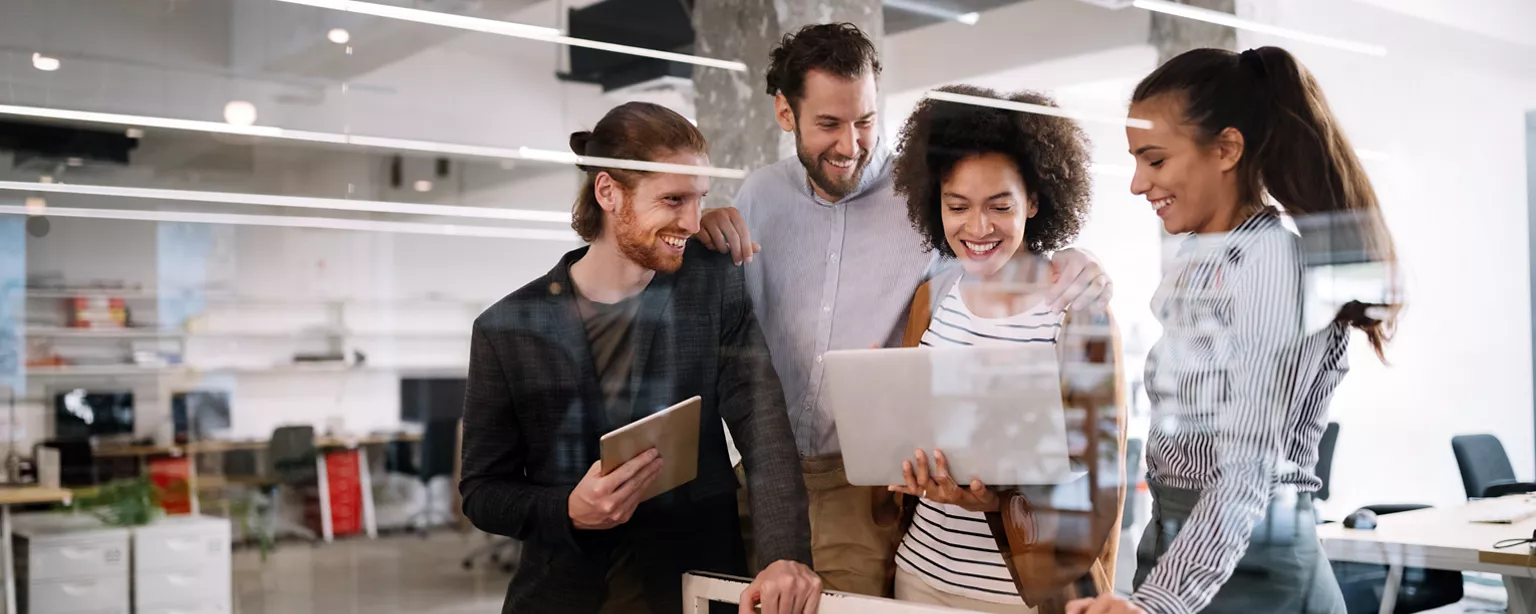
[893,282,1062,604]
[1132,209,1351,614]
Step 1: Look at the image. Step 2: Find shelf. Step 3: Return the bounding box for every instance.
[25,290,492,306]
[25,327,187,339]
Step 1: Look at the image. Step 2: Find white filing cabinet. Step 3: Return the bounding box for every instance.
[131,516,231,614]
[11,513,131,614]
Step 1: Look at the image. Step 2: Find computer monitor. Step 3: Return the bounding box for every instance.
[400,378,466,424]
[54,389,134,441]
[172,390,232,442]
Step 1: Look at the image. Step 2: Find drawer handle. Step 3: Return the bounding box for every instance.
[60,582,93,596]
[58,547,95,559]
[165,538,201,551]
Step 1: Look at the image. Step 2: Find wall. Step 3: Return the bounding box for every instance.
[1233,0,1536,514]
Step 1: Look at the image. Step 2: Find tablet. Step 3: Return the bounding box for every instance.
[824,346,1081,487]
[600,396,701,501]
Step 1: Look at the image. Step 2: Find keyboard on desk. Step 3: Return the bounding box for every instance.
[1468,498,1536,524]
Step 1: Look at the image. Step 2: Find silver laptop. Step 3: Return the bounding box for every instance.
[824,345,1080,487]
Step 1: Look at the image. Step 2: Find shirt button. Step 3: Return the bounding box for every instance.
[816,354,823,363]
[830,252,838,261]
[823,304,830,312]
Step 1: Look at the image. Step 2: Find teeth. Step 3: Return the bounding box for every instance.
[827,158,855,169]
[963,241,1000,254]
[1151,197,1175,211]
[661,236,686,248]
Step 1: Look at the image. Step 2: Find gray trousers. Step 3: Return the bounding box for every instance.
[1133,482,1346,614]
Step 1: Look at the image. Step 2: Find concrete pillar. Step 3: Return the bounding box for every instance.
[1150,0,1236,63]
[692,0,882,205]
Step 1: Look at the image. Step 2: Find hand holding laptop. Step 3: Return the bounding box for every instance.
[889,448,1000,513]
[568,449,664,530]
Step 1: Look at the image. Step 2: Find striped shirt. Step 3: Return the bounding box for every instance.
[1133,209,1351,614]
[894,281,1063,604]
[735,145,937,456]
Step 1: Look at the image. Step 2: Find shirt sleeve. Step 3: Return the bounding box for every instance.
[1131,234,1305,614]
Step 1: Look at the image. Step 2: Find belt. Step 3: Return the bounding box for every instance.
[800,454,854,491]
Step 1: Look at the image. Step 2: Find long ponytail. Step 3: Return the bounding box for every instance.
[1133,46,1399,360]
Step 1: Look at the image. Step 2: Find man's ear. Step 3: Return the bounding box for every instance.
[594,171,622,213]
[1215,126,1245,173]
[774,93,796,133]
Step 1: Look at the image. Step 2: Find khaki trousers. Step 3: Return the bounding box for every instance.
[894,568,1036,613]
[801,454,903,597]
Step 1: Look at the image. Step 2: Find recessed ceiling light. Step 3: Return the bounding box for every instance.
[31,53,60,72]
[413,180,433,192]
[956,12,980,25]
[223,101,258,126]
[327,28,351,44]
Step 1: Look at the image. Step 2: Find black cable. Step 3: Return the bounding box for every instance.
[1493,530,1536,550]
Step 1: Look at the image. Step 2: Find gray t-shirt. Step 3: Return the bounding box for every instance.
[574,284,644,430]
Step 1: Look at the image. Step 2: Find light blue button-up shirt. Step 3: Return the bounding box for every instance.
[735,146,938,457]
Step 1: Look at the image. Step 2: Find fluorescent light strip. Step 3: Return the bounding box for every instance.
[0,181,572,223]
[883,0,979,25]
[273,0,747,72]
[0,104,748,179]
[0,205,580,241]
[1132,0,1387,57]
[924,90,1154,130]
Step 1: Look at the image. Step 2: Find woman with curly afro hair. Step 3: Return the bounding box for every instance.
[883,85,1128,614]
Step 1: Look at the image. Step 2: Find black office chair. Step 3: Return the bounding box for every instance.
[1316,422,1340,503]
[37,440,96,487]
[410,418,460,534]
[1333,504,1464,614]
[1451,434,1536,499]
[255,425,321,543]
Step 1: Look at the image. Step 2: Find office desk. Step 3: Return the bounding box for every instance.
[0,487,74,614]
[95,433,423,542]
[1318,497,1536,614]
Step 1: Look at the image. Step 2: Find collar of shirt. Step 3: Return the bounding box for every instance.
[789,145,893,207]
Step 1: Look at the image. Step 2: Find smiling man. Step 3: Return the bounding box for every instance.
[459,102,819,614]
[696,23,1116,597]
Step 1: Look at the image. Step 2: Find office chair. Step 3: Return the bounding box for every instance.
[409,418,460,534]
[253,425,321,543]
[37,440,97,487]
[1316,422,1340,503]
[1451,434,1536,499]
[1333,504,1464,613]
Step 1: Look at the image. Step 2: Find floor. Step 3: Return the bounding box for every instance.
[232,530,513,614]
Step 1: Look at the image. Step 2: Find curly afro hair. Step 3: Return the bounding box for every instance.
[893,85,1093,257]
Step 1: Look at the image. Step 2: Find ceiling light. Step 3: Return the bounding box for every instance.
[327,28,351,44]
[924,90,1154,129]
[412,180,433,192]
[271,0,746,71]
[1132,0,1387,56]
[885,0,981,25]
[31,53,60,72]
[0,181,573,223]
[222,101,258,126]
[0,103,747,178]
[0,205,581,241]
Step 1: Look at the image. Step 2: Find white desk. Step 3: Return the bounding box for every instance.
[1317,497,1536,614]
[0,488,75,614]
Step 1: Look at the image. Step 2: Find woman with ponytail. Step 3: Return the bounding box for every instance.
[1067,47,1398,614]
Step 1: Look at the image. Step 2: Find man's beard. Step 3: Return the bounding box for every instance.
[795,129,869,201]
[613,198,684,274]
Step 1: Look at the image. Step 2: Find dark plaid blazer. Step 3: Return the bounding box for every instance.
[459,242,811,614]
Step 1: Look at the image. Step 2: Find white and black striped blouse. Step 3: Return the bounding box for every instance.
[893,283,1063,604]
[1132,209,1351,614]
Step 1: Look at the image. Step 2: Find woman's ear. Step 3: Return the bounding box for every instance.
[1026,193,1040,219]
[1215,127,1245,172]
